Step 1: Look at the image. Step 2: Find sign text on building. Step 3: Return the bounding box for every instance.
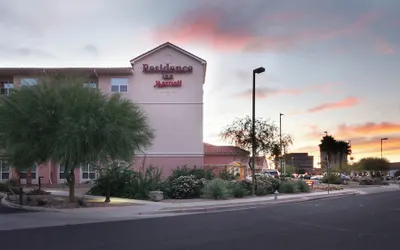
[142,64,192,88]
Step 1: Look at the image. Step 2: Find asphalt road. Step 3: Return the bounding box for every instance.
[1,191,399,250]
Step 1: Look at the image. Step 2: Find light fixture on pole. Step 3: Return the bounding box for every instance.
[279,113,284,173]
[251,67,265,195]
[381,138,388,159]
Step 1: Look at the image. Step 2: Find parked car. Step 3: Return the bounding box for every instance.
[260,169,280,178]
[311,175,324,181]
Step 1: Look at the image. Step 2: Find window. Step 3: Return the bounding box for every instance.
[21,78,38,88]
[83,82,97,88]
[0,161,10,180]
[59,164,66,179]
[19,164,37,179]
[111,78,128,92]
[0,81,14,95]
[81,164,96,179]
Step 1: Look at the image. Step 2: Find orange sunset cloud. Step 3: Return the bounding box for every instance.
[153,4,378,52]
[307,97,359,113]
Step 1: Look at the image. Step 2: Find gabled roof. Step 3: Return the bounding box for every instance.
[130,42,207,65]
[204,143,250,156]
[130,42,207,84]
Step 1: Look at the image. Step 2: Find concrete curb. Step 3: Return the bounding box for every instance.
[0,195,66,213]
[139,191,360,215]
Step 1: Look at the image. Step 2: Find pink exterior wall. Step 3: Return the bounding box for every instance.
[3,44,205,184]
[133,156,203,177]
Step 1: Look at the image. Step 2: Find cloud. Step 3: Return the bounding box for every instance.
[153,2,378,52]
[0,45,57,59]
[233,87,302,99]
[375,37,396,54]
[307,97,359,113]
[233,83,337,99]
[83,44,99,56]
[337,122,400,137]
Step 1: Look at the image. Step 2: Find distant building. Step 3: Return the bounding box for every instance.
[389,162,400,170]
[284,153,314,173]
[203,143,268,179]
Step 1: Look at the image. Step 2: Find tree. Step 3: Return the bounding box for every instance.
[356,157,390,177]
[220,116,293,195]
[319,136,352,171]
[271,134,293,171]
[336,140,352,170]
[0,75,154,202]
[319,135,337,168]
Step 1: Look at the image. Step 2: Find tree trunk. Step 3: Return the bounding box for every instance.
[105,178,111,203]
[339,152,343,171]
[66,167,75,203]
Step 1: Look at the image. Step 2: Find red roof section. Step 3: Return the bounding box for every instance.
[204,143,249,156]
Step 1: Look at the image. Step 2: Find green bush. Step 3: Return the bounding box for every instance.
[296,180,311,192]
[128,166,163,199]
[229,181,249,198]
[170,165,214,180]
[218,168,236,181]
[255,175,276,196]
[202,178,231,200]
[168,175,201,199]
[279,181,298,193]
[88,165,163,200]
[0,182,6,192]
[238,180,253,194]
[321,174,342,184]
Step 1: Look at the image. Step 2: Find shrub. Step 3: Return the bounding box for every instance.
[279,181,298,193]
[229,181,249,198]
[0,182,6,192]
[170,165,214,180]
[202,178,231,200]
[170,175,199,199]
[88,165,163,200]
[255,175,276,196]
[296,180,311,192]
[219,168,236,181]
[321,174,342,185]
[26,189,51,195]
[128,166,163,199]
[359,178,373,185]
[237,180,253,194]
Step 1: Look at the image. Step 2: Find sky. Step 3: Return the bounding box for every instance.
[1,0,399,166]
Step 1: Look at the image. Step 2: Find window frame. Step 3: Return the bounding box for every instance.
[19,164,37,179]
[81,163,97,180]
[110,78,128,93]
[0,161,10,180]
[0,81,14,96]
[20,78,38,88]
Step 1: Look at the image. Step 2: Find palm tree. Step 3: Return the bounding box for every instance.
[335,140,352,171]
[319,135,337,169]
[0,74,154,202]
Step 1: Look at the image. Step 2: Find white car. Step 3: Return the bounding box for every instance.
[311,175,323,180]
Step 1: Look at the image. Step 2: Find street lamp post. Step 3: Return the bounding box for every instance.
[381,138,388,158]
[251,67,265,195]
[280,113,284,174]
